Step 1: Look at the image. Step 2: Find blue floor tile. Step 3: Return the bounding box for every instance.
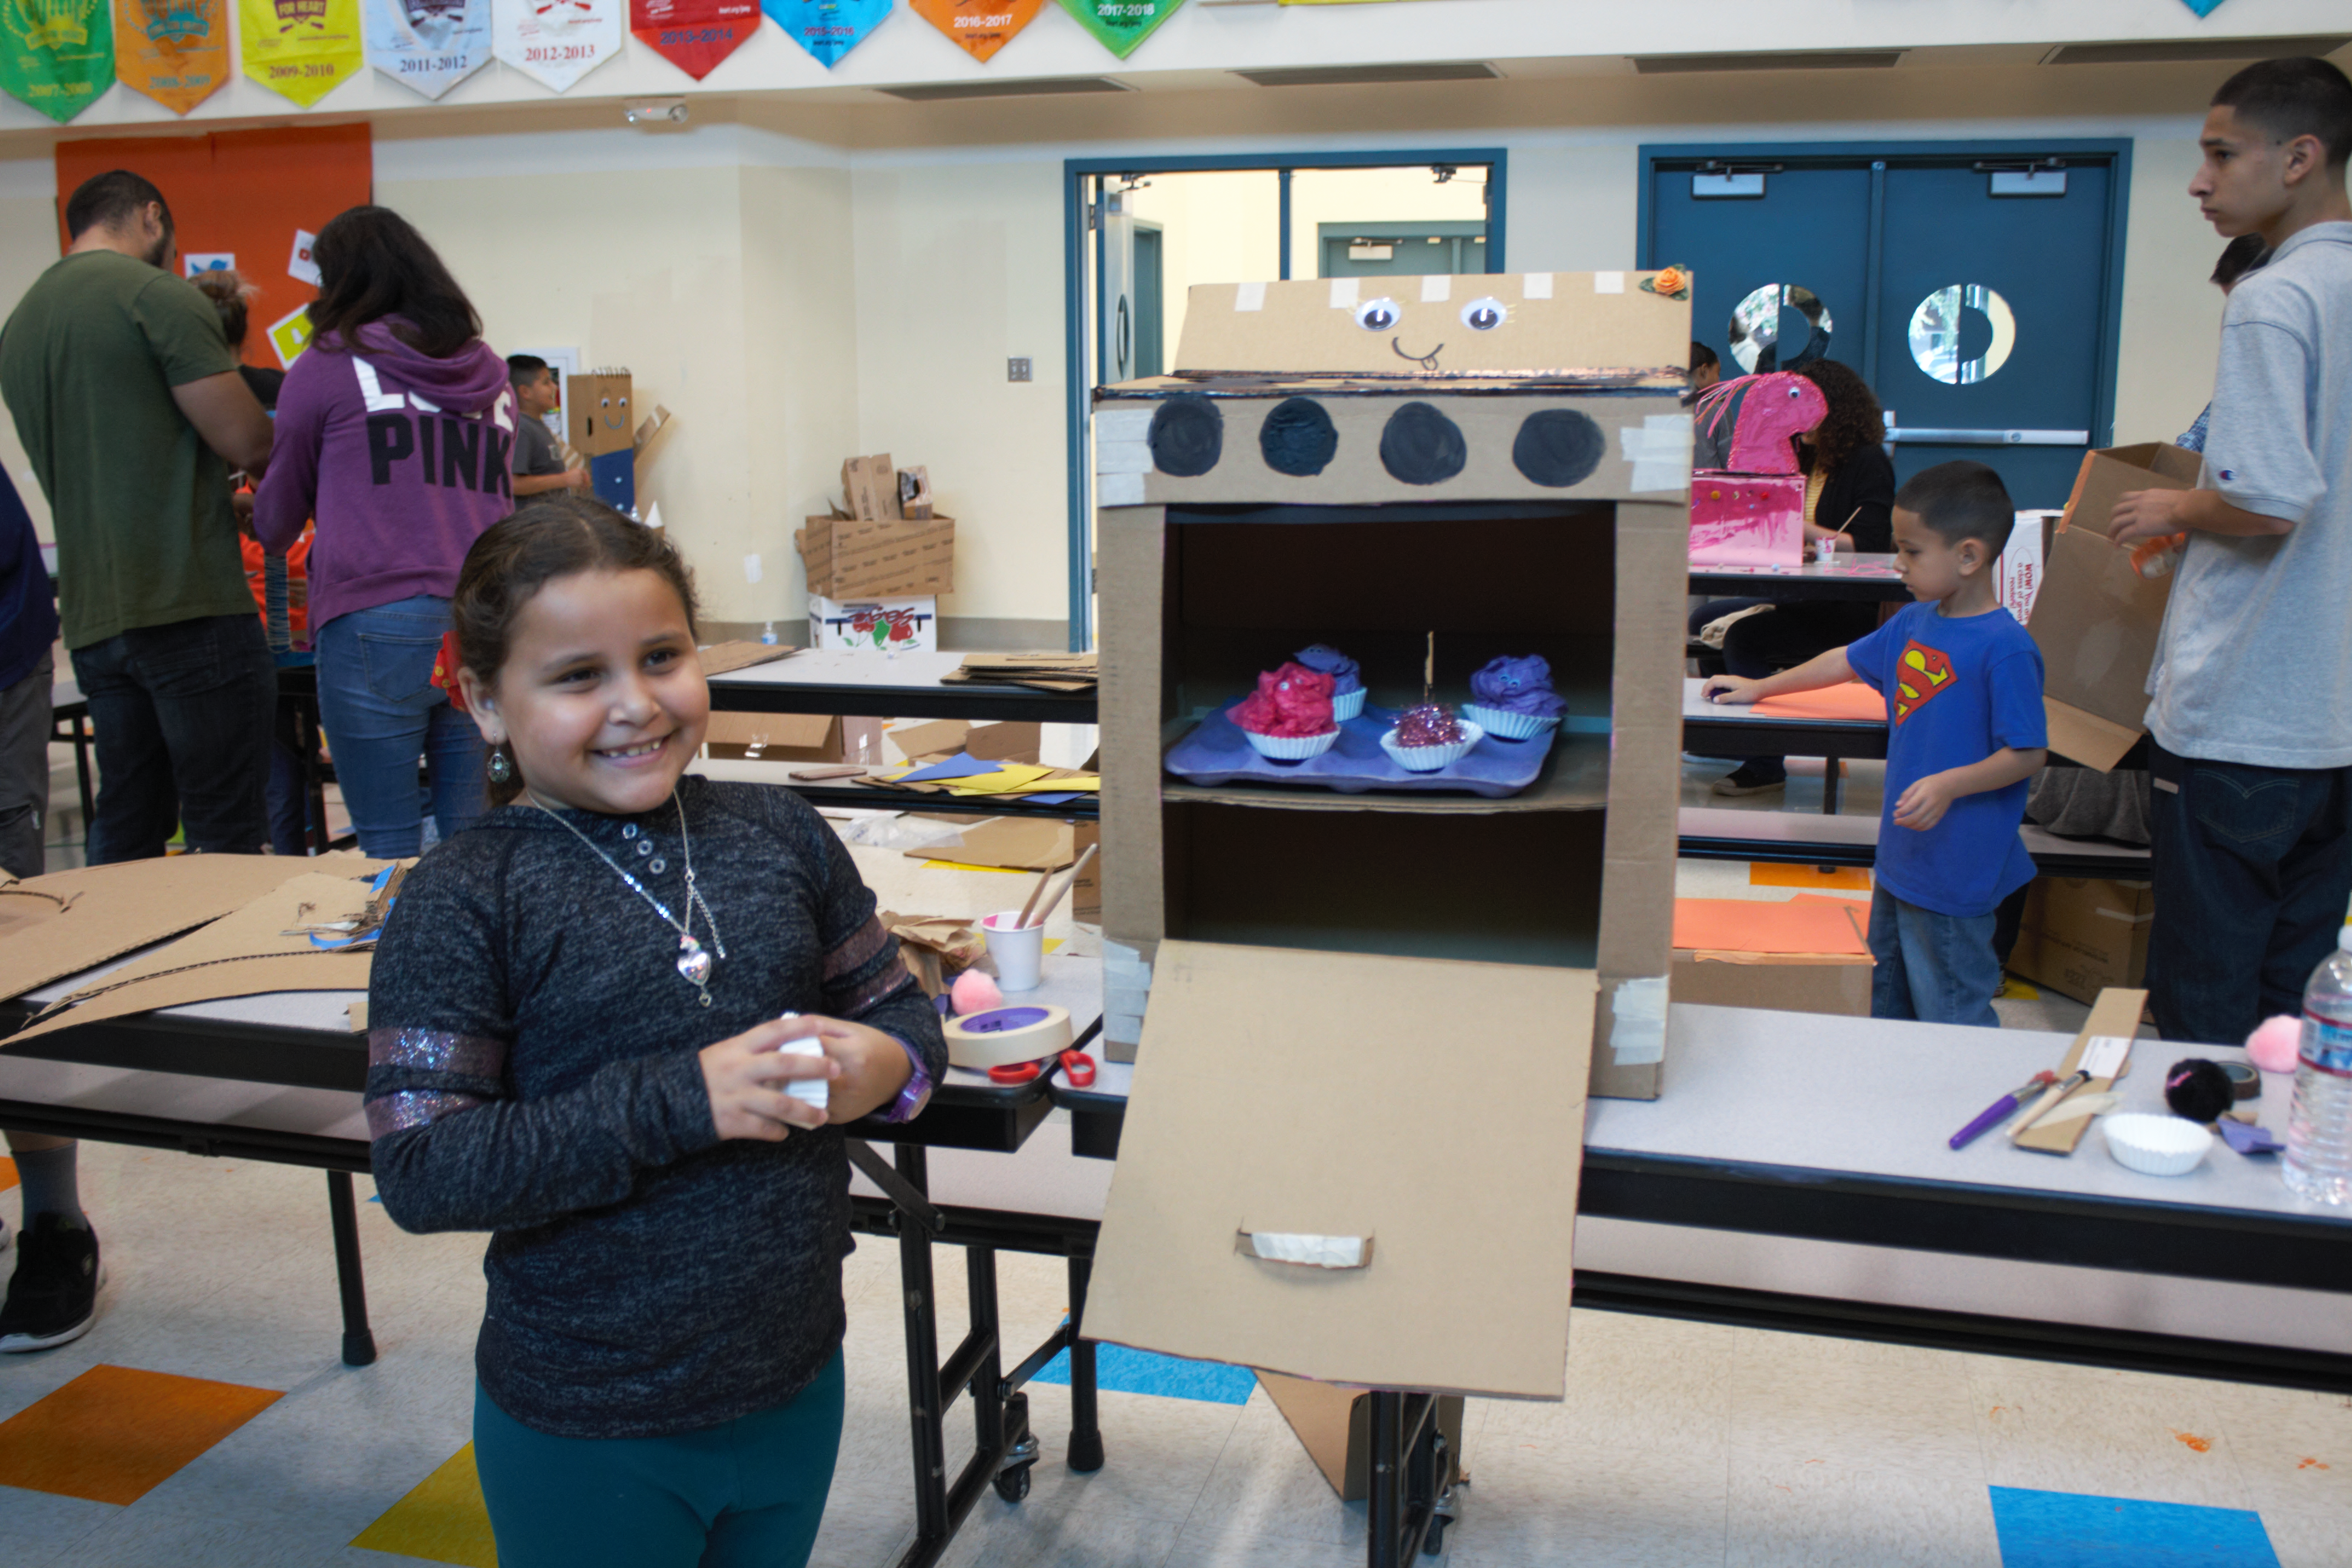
[1990,1486,2279,1567]
[1031,1342,1256,1405]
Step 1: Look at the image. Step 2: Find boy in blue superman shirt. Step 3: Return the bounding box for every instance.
[1703,462,2047,1026]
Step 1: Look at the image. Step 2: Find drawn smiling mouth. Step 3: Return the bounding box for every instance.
[1392,337,1445,371]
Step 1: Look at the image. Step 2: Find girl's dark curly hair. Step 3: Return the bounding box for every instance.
[1796,359,1885,478]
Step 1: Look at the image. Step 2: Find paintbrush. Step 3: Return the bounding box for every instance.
[1818,506,1863,558]
[1013,864,1053,929]
[1025,843,1099,930]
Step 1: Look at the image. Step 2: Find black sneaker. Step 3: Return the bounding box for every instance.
[1711,760,1789,797]
[0,1215,100,1352]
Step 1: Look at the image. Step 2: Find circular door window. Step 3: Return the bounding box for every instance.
[1726,284,1833,373]
[1909,284,2016,385]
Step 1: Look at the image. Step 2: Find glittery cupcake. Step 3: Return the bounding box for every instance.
[1462,654,1569,741]
[1294,643,1366,722]
[1380,702,1483,773]
[1230,662,1341,762]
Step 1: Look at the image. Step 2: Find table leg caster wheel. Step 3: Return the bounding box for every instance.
[993,1462,1033,1503]
[1420,1515,1445,1556]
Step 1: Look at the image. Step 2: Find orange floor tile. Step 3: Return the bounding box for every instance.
[0,1364,281,1505]
[1751,861,1874,892]
[0,1155,16,1192]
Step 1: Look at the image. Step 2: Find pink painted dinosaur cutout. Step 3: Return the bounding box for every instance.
[1694,372,1829,474]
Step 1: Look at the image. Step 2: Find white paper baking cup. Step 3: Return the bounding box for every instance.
[2102,1113,2213,1177]
[1243,727,1340,762]
[1331,687,1366,723]
[1462,703,1561,742]
[1380,719,1485,774]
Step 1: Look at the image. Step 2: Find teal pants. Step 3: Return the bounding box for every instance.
[473,1351,844,1568]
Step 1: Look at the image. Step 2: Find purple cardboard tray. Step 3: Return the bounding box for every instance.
[1164,701,1556,799]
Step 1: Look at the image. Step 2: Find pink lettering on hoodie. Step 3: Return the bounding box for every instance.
[255,318,518,633]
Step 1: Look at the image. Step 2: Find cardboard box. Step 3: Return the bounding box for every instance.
[566,372,636,457]
[2030,445,2197,771]
[809,595,938,653]
[2008,876,2154,1005]
[704,713,883,766]
[1690,472,1803,566]
[841,453,899,521]
[889,719,1041,767]
[1671,952,1872,1016]
[798,514,955,600]
[1255,1372,1463,1501]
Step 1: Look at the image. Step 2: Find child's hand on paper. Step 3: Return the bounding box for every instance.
[1892,769,1961,831]
[799,1014,918,1125]
[1700,674,1763,705]
[700,1020,839,1141]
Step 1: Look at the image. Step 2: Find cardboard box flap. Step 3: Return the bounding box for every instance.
[2028,515,2170,743]
[1170,275,1690,381]
[1088,940,1593,1399]
[2043,699,2145,773]
[705,712,838,752]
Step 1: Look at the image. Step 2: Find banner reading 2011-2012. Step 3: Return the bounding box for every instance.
[0,0,113,122]
[365,0,490,100]
[239,0,364,106]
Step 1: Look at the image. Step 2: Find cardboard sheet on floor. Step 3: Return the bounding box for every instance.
[1670,898,1869,956]
[7,872,393,1047]
[1088,941,1593,1399]
[0,853,390,1002]
[1748,682,1886,722]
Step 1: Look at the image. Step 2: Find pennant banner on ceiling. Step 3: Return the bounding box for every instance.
[630,0,756,80]
[239,0,365,105]
[365,0,489,99]
[909,0,1038,63]
[763,0,888,68]
[492,0,619,89]
[0,0,113,122]
[114,0,227,114]
[1054,0,1179,58]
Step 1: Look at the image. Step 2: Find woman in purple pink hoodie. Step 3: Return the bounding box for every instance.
[257,207,517,857]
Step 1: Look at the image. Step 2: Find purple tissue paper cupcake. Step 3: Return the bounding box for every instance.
[1464,655,1568,740]
[1295,643,1365,721]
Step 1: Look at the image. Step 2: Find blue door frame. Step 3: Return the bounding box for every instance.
[1637,139,2133,452]
[1060,149,1509,650]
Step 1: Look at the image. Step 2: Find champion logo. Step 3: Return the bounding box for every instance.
[2216,468,2236,482]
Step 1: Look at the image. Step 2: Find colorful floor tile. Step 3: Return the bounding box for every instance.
[1751,861,1873,892]
[1030,1342,1257,1405]
[1990,1485,2281,1567]
[0,1364,280,1504]
[0,1155,17,1191]
[350,1443,498,1567]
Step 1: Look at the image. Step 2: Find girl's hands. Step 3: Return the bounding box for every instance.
[800,1014,918,1125]
[1700,674,1763,705]
[700,1019,840,1142]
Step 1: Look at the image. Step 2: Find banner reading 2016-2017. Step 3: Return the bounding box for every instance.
[365,0,490,99]
[239,0,364,105]
[1054,0,1181,58]
[0,0,113,122]
[909,0,1038,62]
[630,0,754,80]
[493,0,618,90]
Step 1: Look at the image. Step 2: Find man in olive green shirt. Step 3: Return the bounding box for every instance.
[0,171,276,1357]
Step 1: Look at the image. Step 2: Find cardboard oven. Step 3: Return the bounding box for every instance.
[1087,273,1691,1400]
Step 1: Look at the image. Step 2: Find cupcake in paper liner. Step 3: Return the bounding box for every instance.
[1294,642,1366,722]
[1463,653,1569,741]
[1381,704,1482,773]
[1231,661,1340,763]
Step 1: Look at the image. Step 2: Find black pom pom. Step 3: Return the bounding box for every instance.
[2163,1057,2234,1123]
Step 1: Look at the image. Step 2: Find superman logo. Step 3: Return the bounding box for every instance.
[1893,641,1955,725]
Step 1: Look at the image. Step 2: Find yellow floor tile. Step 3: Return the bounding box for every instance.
[350,1443,498,1568]
[0,1364,280,1504]
[1751,863,1873,892]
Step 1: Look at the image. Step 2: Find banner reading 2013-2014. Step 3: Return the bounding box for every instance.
[365,0,490,100]
[630,0,754,80]
[0,0,113,122]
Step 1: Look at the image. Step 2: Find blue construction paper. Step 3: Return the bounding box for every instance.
[1989,1486,2279,1567]
[2178,0,2227,16]
[1031,1341,1255,1405]
[2218,1119,2284,1155]
[1163,699,1557,799]
[895,753,1000,783]
[764,0,891,65]
[1015,792,1085,806]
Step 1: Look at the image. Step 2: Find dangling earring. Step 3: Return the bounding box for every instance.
[487,746,514,784]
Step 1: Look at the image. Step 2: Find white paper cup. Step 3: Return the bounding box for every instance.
[1243,728,1340,763]
[1380,719,1485,774]
[981,910,1045,992]
[1331,687,1367,723]
[1462,703,1561,742]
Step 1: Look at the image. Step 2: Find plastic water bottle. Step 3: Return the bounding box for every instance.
[760,621,779,646]
[2284,924,2352,1204]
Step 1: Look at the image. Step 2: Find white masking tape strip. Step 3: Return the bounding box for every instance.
[1238,1232,1371,1270]
[1618,414,1696,495]
[2080,1034,2134,1080]
[1329,277,1360,309]
[1096,440,1154,476]
[1097,472,1147,508]
[1523,272,1553,299]
[1420,274,1452,303]
[1609,975,1670,1067]
[1094,409,1154,445]
[1234,281,1267,312]
[1594,271,1626,294]
[944,1004,1074,1070]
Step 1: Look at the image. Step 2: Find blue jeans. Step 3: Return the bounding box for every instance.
[68,613,274,864]
[313,596,485,858]
[1868,886,2002,1027]
[473,1351,844,1568]
[2148,740,2352,1047]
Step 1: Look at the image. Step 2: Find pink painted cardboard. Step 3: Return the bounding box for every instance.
[1690,472,1804,567]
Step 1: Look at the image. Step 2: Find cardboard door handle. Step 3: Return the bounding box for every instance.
[1236,1231,1374,1270]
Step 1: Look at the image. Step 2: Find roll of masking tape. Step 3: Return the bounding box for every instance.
[944,1005,1073,1070]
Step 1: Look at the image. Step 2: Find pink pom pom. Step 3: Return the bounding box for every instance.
[2246,1015,2302,1074]
[950,969,1003,1016]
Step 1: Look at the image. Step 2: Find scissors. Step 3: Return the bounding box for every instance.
[988,1050,1096,1088]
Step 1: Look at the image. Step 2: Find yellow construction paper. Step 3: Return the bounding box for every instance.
[239,0,362,106]
[941,764,1056,796]
[998,776,1100,794]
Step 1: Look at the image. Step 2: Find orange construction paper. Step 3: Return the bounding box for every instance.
[1672,897,1871,957]
[1750,681,1887,722]
[0,1364,281,1504]
[1751,862,1872,892]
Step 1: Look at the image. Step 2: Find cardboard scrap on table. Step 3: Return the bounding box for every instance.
[879,910,987,998]
[0,853,392,1004]
[2013,987,2145,1155]
[944,652,1098,694]
[909,817,1075,874]
[7,872,398,1047]
[1671,897,1869,958]
[1750,682,1886,722]
[699,641,799,678]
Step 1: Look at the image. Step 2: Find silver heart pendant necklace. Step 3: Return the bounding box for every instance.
[533,790,727,1007]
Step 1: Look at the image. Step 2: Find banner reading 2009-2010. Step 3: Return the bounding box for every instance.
[365,0,490,100]
[239,0,365,106]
